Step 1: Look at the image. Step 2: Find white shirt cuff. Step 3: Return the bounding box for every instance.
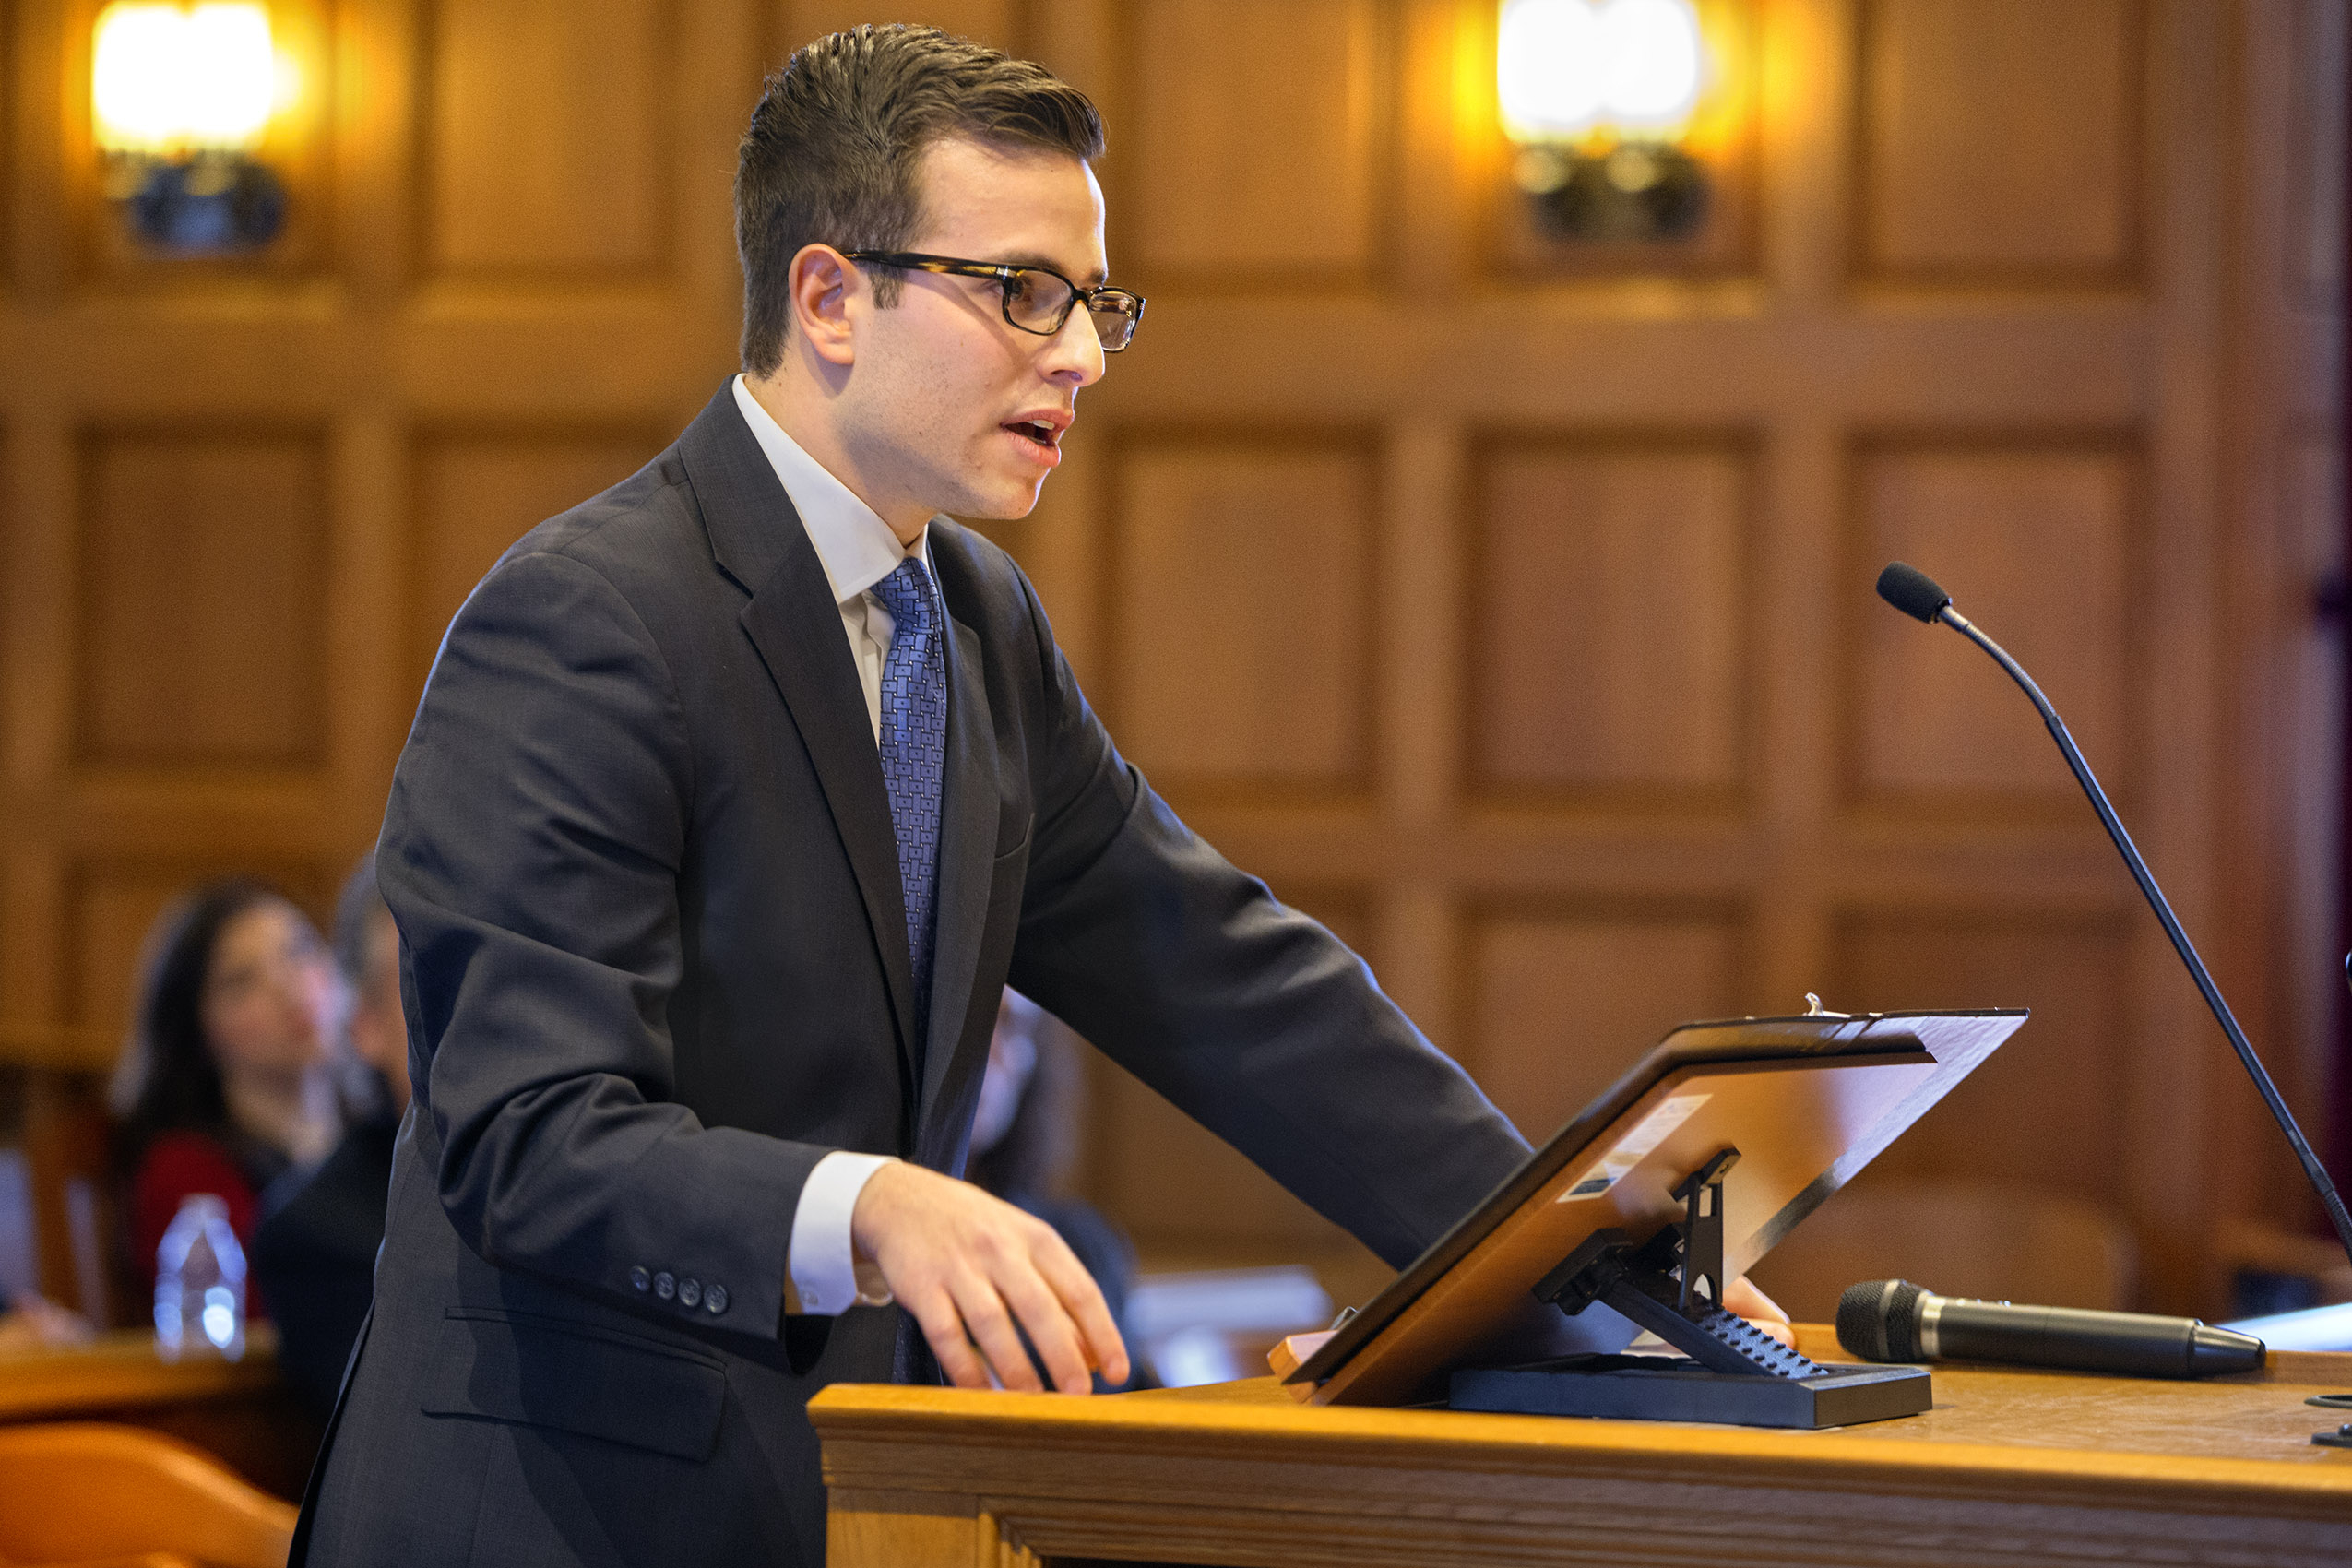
[788,1151,897,1316]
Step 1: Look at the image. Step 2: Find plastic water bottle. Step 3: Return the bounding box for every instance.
[154,1194,245,1362]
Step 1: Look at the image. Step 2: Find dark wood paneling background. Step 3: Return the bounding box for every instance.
[0,0,2343,1323]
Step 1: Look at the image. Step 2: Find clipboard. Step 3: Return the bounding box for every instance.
[1283,1008,2028,1425]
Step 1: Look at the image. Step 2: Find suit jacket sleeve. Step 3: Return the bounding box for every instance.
[1001,576,1531,1271]
[381,548,814,1337]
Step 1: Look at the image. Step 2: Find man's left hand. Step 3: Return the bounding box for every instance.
[1725,1276,1793,1346]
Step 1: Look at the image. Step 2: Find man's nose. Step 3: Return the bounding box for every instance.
[1042,306,1106,386]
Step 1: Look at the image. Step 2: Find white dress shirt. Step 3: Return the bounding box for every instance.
[731,373,943,1317]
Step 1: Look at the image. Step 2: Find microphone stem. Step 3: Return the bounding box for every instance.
[1940,609,2352,1273]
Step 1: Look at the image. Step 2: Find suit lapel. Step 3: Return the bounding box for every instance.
[676,385,921,1076]
[738,583,921,1072]
[915,612,998,1134]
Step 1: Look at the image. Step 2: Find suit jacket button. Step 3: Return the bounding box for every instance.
[654,1271,676,1301]
[679,1278,702,1308]
[628,1265,650,1292]
[704,1285,728,1315]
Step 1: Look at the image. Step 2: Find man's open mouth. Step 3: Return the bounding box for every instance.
[1006,420,1059,448]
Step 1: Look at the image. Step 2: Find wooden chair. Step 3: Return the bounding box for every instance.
[0,1422,295,1568]
[1746,1181,2135,1323]
[4,1026,126,1329]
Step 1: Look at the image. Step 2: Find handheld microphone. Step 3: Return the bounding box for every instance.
[1837,1278,2265,1378]
[1874,562,2352,1271]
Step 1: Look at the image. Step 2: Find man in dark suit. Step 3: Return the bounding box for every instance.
[298,25,1780,1566]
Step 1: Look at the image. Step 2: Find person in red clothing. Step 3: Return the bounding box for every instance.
[109,878,341,1295]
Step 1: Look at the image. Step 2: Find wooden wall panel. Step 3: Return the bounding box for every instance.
[1847,439,2135,812]
[1855,0,2142,283]
[421,0,675,278]
[0,0,2335,1325]
[2277,432,2346,1088]
[1123,0,1384,281]
[75,429,330,770]
[69,870,199,1035]
[1469,437,1750,804]
[1829,909,2132,1204]
[1751,1180,2138,1318]
[1107,435,1375,795]
[1462,908,1743,1144]
[410,430,664,687]
[66,861,331,1033]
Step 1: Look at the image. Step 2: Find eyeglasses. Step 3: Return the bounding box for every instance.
[841,251,1146,351]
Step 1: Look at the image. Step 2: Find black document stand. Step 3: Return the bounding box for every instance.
[1448,1147,1930,1428]
[1284,1010,2027,1429]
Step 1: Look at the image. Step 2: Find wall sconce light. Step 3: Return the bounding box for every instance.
[92,2,292,254]
[1498,0,1712,243]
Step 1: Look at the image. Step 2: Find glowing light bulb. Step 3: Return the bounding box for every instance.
[1598,0,1704,127]
[92,2,279,156]
[1498,0,1607,139]
[183,6,279,147]
[93,5,186,155]
[1497,0,1707,142]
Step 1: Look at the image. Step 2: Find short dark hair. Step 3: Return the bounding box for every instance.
[735,24,1104,376]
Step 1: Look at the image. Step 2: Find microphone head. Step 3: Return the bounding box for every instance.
[1836,1277,1929,1362]
[1876,562,1953,624]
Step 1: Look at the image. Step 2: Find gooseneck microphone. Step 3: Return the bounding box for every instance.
[1837,1278,2264,1378]
[1875,562,2352,1270]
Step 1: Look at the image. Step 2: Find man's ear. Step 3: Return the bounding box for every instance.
[788,244,860,367]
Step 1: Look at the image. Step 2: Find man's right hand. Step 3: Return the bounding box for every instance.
[849,1162,1131,1395]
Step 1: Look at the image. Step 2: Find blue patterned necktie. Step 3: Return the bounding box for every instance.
[870,558,947,1045]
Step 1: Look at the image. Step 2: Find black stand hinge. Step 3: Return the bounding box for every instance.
[1529,1146,1815,1380]
[1450,1146,1933,1427]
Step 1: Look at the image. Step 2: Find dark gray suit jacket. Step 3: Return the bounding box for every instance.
[296,385,1530,1567]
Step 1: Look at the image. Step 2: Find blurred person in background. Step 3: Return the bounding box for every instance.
[255,858,411,1414]
[109,878,340,1297]
[965,990,1144,1390]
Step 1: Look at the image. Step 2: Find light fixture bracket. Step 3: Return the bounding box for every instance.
[105,151,285,255]
[1514,139,1707,243]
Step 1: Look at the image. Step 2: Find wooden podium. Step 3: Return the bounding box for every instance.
[810,1330,2352,1567]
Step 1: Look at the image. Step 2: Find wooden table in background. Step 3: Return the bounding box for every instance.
[0,1326,321,1500]
[811,1330,2352,1567]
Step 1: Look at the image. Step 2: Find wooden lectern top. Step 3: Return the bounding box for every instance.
[813,1335,2352,1568]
